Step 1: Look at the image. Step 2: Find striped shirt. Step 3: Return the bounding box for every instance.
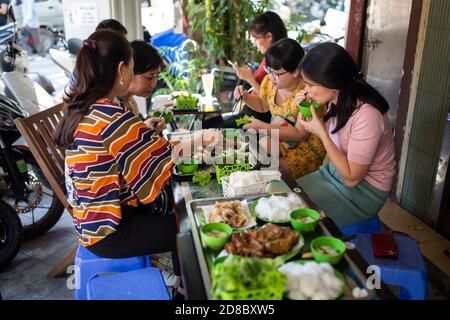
[65,98,174,246]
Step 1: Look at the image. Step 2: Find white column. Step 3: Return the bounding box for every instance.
[109,0,142,41]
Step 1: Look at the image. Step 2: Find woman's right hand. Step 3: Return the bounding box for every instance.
[234,85,248,100]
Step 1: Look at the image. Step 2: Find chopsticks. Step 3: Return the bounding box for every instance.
[232,96,243,114]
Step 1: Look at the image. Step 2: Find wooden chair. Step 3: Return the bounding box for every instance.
[15,103,78,278]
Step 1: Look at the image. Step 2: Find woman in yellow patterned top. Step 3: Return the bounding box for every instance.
[235,38,326,179]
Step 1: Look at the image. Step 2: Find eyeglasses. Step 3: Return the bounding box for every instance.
[263,65,288,81]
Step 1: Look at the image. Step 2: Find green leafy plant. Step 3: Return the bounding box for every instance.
[186,0,269,65]
[154,43,207,96]
[286,12,316,44]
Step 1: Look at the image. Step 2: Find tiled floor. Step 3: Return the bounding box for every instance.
[0,211,177,300]
[0,212,77,300]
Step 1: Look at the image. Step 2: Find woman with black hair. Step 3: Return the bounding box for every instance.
[203,11,287,128]
[235,11,288,95]
[297,43,396,227]
[96,18,128,37]
[55,30,219,299]
[123,40,167,134]
[238,38,327,179]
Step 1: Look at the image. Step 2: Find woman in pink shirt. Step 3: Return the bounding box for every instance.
[296,43,396,227]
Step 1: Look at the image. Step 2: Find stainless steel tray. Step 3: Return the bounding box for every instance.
[186,192,377,300]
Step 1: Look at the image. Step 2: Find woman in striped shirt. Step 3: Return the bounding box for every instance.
[54,30,217,296]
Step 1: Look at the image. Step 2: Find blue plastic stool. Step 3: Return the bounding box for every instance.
[87,267,170,300]
[74,245,151,300]
[340,216,382,235]
[351,234,427,300]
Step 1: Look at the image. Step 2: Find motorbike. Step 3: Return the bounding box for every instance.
[0,93,64,240]
[0,8,64,248]
[48,37,79,78]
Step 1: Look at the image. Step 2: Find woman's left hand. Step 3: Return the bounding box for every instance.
[145,117,166,134]
[298,105,327,140]
[243,117,268,131]
[235,66,254,82]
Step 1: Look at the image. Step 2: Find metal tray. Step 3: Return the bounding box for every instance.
[186,192,377,300]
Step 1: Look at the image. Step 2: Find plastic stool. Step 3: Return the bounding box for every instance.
[74,245,151,300]
[340,216,382,235]
[351,234,427,300]
[87,267,170,300]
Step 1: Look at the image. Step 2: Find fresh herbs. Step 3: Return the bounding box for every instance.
[174,93,199,110]
[235,115,254,127]
[212,255,286,299]
[192,172,212,186]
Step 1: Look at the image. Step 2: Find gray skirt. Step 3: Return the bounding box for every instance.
[296,162,389,227]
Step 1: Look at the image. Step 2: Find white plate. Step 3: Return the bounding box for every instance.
[200,199,257,231]
[250,193,306,224]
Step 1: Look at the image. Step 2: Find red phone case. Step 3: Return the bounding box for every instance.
[371,234,398,258]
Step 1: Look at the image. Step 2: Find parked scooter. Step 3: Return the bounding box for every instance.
[0,8,65,248]
[0,6,56,101]
[48,38,80,78]
[0,93,64,241]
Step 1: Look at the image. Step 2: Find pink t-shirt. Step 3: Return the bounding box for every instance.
[326,103,396,191]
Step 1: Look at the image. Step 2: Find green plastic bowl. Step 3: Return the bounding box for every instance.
[300,106,313,118]
[299,101,320,118]
[290,208,320,233]
[200,223,233,250]
[311,237,346,265]
[177,158,199,174]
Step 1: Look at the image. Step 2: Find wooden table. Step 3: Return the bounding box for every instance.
[171,160,397,300]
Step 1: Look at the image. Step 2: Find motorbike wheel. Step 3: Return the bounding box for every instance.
[0,201,22,271]
[1,155,65,240]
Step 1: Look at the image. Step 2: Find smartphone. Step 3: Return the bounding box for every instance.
[371,234,398,258]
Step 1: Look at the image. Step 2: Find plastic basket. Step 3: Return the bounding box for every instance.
[221,176,268,197]
[215,163,252,182]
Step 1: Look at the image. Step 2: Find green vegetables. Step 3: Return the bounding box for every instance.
[174,93,199,110]
[192,172,212,186]
[212,255,286,300]
[152,110,172,124]
[235,115,253,127]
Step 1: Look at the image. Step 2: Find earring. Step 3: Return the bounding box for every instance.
[120,79,124,86]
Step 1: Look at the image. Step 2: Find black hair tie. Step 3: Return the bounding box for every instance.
[352,71,364,81]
